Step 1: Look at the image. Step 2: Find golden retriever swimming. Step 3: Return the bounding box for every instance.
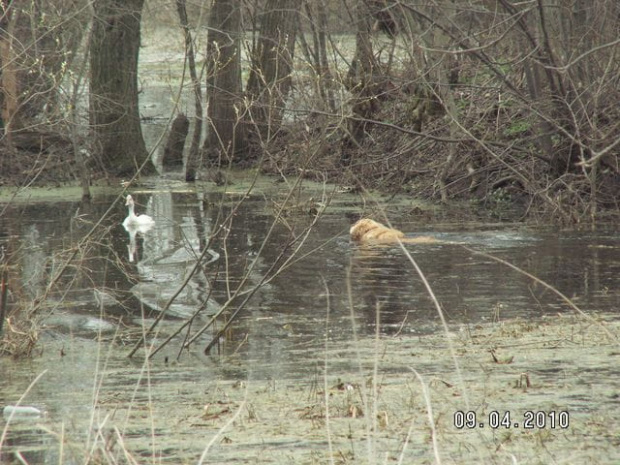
[350,218,437,244]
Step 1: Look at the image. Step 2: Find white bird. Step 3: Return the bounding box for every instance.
[122,195,154,262]
[122,195,155,228]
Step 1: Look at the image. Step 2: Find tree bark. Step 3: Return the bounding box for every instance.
[175,0,202,182]
[315,1,334,111]
[203,0,247,165]
[89,0,154,176]
[0,4,19,145]
[246,0,298,141]
[341,0,381,164]
[162,113,189,170]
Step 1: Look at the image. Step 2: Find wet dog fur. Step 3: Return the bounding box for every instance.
[350,218,436,244]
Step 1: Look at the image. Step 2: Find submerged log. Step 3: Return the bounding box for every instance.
[162,113,189,170]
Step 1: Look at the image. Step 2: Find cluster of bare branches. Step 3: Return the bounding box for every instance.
[398,0,620,220]
[1,1,618,219]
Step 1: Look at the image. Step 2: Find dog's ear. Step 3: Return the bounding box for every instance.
[349,219,366,241]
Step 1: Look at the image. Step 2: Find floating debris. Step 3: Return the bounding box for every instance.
[3,405,43,420]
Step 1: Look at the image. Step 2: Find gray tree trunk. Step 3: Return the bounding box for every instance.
[203,0,247,165]
[90,0,155,176]
[163,113,189,170]
[246,0,298,142]
[175,0,203,182]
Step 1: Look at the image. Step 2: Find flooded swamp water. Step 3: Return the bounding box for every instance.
[0,180,619,464]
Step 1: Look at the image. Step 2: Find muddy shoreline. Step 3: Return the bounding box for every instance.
[2,314,618,464]
[120,314,620,464]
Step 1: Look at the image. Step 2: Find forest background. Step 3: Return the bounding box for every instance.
[0,0,619,223]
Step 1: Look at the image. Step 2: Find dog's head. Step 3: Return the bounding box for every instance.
[350,218,383,242]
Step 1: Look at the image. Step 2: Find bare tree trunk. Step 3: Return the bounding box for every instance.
[0,4,22,145]
[0,12,19,147]
[341,0,382,164]
[246,0,298,142]
[89,0,155,177]
[347,0,378,86]
[69,9,94,202]
[162,113,189,170]
[176,0,203,182]
[203,0,247,165]
[315,1,335,111]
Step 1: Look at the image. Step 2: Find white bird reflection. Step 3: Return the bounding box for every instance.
[123,221,154,262]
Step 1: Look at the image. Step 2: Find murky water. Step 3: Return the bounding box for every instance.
[1,184,619,463]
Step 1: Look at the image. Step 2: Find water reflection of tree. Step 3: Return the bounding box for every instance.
[348,247,437,334]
